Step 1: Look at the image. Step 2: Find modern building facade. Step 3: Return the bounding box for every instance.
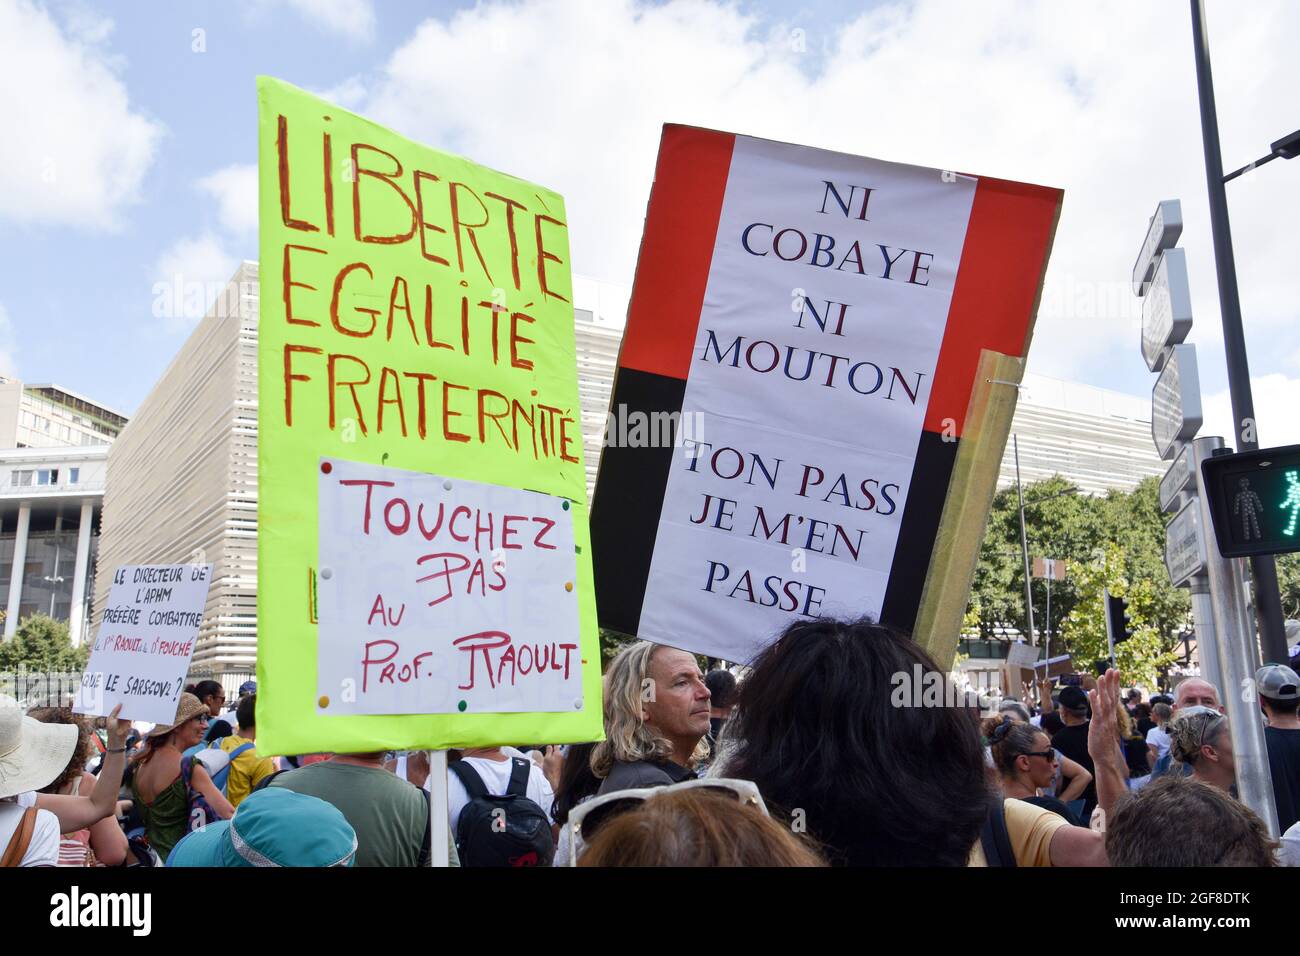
[1,446,109,643]
[0,377,127,449]
[998,372,1166,496]
[94,263,258,687]
[572,276,629,499]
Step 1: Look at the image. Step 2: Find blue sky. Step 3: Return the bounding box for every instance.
[1,0,1297,446]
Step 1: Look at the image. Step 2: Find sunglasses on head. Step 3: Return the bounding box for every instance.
[567,778,767,866]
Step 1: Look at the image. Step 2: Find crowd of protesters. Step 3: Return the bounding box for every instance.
[4,623,1300,868]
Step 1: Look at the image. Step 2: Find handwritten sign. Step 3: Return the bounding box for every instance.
[256,77,602,753]
[592,127,1062,663]
[73,564,213,724]
[316,458,581,715]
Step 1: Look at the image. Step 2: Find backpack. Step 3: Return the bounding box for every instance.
[979,797,1017,868]
[187,740,255,797]
[449,757,554,867]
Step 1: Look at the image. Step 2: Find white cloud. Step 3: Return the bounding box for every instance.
[0,0,163,230]
[337,0,1297,397]
[311,74,368,111]
[198,164,258,236]
[1201,373,1300,450]
[150,234,239,332]
[253,0,375,41]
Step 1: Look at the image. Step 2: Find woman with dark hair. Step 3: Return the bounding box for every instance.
[550,741,600,866]
[982,716,1082,826]
[28,708,130,866]
[715,618,1108,866]
[186,681,232,743]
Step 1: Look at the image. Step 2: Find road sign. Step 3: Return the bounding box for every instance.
[1141,248,1193,371]
[1132,199,1183,295]
[1165,498,1208,587]
[1160,445,1195,513]
[1032,556,1067,580]
[1152,344,1202,460]
[1200,444,1300,558]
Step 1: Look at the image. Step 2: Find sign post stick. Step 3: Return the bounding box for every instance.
[1187,576,1224,695]
[1191,436,1279,835]
[429,750,449,867]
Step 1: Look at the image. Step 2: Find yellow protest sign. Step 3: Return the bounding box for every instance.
[255,76,602,754]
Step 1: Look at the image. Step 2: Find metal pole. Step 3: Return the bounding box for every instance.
[429,750,449,866]
[1189,0,1288,665]
[1188,578,1224,695]
[1191,436,1279,834]
[1013,434,1037,646]
[1045,575,1051,662]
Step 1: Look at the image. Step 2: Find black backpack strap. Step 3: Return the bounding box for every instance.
[449,759,489,799]
[417,788,432,867]
[980,796,1017,868]
[505,757,531,798]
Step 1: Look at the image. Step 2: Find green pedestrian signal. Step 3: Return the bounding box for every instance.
[1201,444,1300,558]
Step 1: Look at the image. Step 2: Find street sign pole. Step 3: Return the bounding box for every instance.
[1191,435,1278,835]
[1013,434,1037,646]
[1187,577,1224,695]
[1190,0,1289,665]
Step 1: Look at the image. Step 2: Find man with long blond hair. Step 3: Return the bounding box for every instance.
[591,641,711,796]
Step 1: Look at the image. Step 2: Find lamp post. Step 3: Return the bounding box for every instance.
[1189,0,1294,665]
[1011,434,1080,648]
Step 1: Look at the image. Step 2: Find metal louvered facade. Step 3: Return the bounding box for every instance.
[998,373,1167,496]
[93,263,259,688]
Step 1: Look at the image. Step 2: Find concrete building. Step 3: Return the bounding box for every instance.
[571,276,629,498]
[0,377,127,449]
[94,264,258,686]
[999,372,1166,496]
[1,445,110,644]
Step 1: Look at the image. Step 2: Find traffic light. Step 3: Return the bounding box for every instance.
[1106,592,1133,645]
[1201,443,1300,558]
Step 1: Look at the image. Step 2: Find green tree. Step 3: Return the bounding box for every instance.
[1277,552,1300,621]
[1057,545,1179,689]
[0,614,89,673]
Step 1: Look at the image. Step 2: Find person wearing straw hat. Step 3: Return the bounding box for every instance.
[167,787,357,867]
[1,697,129,866]
[131,693,234,862]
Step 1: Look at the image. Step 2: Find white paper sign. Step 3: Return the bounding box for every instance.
[73,564,213,724]
[315,458,582,716]
[637,137,978,662]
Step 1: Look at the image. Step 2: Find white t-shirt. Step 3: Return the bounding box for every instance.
[1146,725,1171,762]
[0,797,61,867]
[447,749,555,835]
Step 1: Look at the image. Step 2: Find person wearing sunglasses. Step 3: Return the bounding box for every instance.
[572,779,824,866]
[1167,707,1235,794]
[983,716,1082,826]
[590,642,711,796]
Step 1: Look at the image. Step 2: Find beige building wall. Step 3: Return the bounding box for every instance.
[94,264,258,685]
[0,379,22,448]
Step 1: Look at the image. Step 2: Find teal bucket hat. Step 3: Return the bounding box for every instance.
[168,787,357,867]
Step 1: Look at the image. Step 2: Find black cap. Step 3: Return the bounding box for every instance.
[1058,685,1089,713]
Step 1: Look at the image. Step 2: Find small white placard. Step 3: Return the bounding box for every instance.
[315,458,582,716]
[73,564,213,724]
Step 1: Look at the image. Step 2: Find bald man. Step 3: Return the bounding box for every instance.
[1152,677,1225,778]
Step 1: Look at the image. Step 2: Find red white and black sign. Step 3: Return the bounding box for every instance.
[591,126,1061,663]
